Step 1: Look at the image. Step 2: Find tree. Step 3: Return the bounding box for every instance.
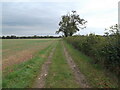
[56,11,87,37]
[104,24,120,74]
[105,24,119,36]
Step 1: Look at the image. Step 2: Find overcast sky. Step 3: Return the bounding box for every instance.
[1,0,119,36]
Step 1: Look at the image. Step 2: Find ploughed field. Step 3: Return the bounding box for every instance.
[2,39,118,88]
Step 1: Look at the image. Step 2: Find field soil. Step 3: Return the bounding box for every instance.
[33,47,56,88]
[63,43,90,88]
[2,40,54,70]
[2,39,118,88]
[32,41,91,88]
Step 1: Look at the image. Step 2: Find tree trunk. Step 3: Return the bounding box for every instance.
[70,32,73,36]
[64,33,68,37]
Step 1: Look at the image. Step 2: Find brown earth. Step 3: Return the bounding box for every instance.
[2,42,53,70]
[63,42,91,88]
[33,42,90,88]
[32,47,55,88]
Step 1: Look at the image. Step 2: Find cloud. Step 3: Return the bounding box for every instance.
[1,0,88,2]
[76,27,105,35]
[76,0,118,29]
[3,25,59,36]
[1,0,119,36]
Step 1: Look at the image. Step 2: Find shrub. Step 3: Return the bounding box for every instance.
[64,33,120,76]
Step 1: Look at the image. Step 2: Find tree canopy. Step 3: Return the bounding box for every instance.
[56,11,87,37]
[105,24,119,36]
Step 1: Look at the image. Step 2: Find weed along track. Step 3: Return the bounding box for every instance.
[3,39,118,88]
[2,39,58,88]
[45,41,80,88]
[2,4,119,88]
[63,42,91,88]
[33,47,56,88]
[35,41,90,88]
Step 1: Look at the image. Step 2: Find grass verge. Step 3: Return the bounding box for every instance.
[45,40,80,88]
[63,41,118,88]
[2,42,56,88]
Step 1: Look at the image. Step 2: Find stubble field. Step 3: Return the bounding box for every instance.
[2,39,118,88]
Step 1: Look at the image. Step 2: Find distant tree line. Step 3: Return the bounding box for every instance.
[0,34,116,39]
[1,35,62,39]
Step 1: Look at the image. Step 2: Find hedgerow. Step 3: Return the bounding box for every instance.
[64,33,120,76]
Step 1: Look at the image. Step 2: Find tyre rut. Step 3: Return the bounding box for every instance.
[63,42,91,88]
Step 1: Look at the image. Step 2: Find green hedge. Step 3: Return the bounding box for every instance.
[64,34,120,75]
